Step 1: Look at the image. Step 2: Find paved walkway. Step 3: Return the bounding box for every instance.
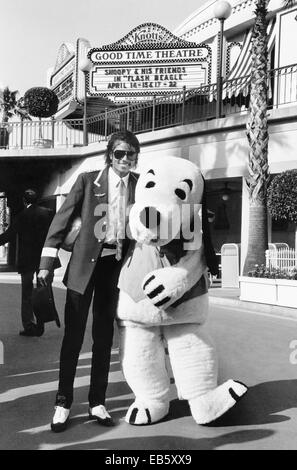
[0,275,297,450]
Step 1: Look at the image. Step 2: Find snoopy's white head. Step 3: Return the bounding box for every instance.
[128,156,205,249]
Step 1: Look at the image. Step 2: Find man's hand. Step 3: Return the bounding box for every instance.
[37,269,51,287]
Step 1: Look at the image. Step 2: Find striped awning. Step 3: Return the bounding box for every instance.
[224,19,275,99]
[209,19,276,102]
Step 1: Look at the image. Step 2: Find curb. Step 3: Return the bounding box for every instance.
[1,273,296,321]
[209,294,297,321]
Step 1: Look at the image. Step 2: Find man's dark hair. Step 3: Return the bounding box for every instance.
[104,130,140,166]
[23,189,38,204]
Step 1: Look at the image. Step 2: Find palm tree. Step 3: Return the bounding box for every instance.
[0,86,31,149]
[0,87,30,123]
[243,0,296,274]
[0,87,18,123]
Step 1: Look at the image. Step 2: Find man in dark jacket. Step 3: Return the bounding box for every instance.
[0,189,54,336]
[37,130,139,432]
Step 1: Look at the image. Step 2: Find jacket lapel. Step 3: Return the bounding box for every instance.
[127,172,138,205]
[93,167,108,204]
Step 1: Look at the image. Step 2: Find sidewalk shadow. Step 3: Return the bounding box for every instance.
[53,429,274,450]
[158,379,297,427]
[208,379,297,426]
[0,381,133,450]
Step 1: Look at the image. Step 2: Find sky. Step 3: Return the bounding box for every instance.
[0,0,207,96]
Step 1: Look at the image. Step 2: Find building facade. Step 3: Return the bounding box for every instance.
[1,0,297,272]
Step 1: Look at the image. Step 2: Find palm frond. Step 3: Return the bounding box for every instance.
[0,86,32,123]
[282,0,296,8]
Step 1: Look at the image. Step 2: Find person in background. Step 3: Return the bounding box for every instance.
[0,189,55,337]
[37,130,140,432]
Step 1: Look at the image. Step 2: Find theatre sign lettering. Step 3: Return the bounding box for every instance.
[88,23,211,102]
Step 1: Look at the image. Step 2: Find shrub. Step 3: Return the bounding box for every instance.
[248,264,297,280]
[23,87,58,118]
[267,170,297,223]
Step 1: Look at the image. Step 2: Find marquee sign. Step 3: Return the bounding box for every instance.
[51,56,75,87]
[50,47,76,112]
[88,23,211,102]
[53,75,74,105]
[89,48,208,63]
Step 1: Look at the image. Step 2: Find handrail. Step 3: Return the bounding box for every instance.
[1,62,296,150]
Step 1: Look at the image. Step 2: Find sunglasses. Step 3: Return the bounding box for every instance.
[113,150,137,161]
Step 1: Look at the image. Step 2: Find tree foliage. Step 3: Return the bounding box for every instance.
[24,87,59,118]
[0,87,30,123]
[267,170,297,223]
[0,87,18,122]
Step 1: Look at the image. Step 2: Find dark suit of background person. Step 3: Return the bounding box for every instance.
[0,190,54,336]
[37,130,140,432]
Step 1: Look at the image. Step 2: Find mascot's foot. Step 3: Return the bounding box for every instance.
[189,379,248,425]
[125,400,169,425]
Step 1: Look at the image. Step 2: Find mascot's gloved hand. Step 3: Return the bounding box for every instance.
[142,248,207,310]
[117,290,165,326]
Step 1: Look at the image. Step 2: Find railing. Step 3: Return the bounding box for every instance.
[266,248,297,272]
[1,63,296,150]
[86,78,249,143]
[0,118,87,150]
[270,63,297,108]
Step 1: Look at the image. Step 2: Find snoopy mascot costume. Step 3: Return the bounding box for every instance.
[117,156,247,425]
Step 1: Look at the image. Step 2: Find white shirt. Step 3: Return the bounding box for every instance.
[104,167,129,245]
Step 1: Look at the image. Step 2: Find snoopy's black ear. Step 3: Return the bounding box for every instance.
[201,176,219,276]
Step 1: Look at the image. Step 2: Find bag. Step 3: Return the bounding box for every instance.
[32,284,61,327]
[61,216,82,252]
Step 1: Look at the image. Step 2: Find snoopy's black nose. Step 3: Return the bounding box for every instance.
[140,206,161,229]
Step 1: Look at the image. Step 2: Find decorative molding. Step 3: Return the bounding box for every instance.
[226,42,242,76]
[97,22,201,50]
[179,0,257,41]
[53,43,75,73]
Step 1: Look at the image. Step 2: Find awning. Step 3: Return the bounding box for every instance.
[221,19,275,100]
[209,19,276,102]
[227,19,275,80]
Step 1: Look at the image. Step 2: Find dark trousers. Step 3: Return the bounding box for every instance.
[56,255,121,408]
[21,270,36,329]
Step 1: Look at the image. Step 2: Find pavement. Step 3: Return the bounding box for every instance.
[0,273,297,451]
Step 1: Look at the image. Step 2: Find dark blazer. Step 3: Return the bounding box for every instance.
[0,204,54,273]
[39,167,139,295]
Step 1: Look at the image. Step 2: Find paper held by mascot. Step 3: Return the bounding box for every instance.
[117,156,248,426]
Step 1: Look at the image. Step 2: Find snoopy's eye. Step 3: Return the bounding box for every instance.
[183,179,193,191]
[175,189,186,200]
[146,181,155,188]
[174,179,193,200]
[147,169,155,175]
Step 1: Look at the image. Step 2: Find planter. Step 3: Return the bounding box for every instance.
[240,276,297,308]
[276,278,297,308]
